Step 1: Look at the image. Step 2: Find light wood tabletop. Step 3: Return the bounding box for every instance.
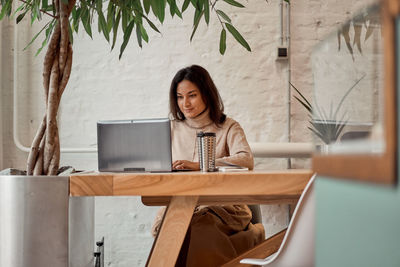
[70,169,312,196]
[69,169,313,267]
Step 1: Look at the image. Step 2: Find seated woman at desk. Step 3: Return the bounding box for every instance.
[153,65,265,266]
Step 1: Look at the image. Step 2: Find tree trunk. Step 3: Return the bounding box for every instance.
[27,0,76,176]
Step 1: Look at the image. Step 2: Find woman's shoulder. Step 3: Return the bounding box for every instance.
[221,116,241,129]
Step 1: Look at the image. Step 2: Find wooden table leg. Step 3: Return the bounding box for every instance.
[147,196,199,267]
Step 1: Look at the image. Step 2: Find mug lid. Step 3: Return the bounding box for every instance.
[203,132,216,137]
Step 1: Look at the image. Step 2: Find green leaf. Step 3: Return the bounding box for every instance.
[203,0,209,24]
[133,0,144,14]
[144,0,151,14]
[71,7,81,33]
[106,1,114,32]
[222,0,244,8]
[225,23,251,51]
[96,0,103,10]
[23,20,51,51]
[136,24,143,48]
[190,10,203,41]
[167,0,175,17]
[140,24,149,42]
[0,0,11,20]
[81,8,93,38]
[119,19,135,59]
[71,6,77,18]
[158,0,166,23]
[133,9,143,24]
[13,4,24,19]
[111,10,121,50]
[35,19,56,56]
[68,20,74,44]
[0,0,12,20]
[193,7,202,25]
[167,0,182,19]
[294,95,312,113]
[216,9,231,23]
[98,9,110,42]
[144,15,160,33]
[191,0,201,10]
[182,0,190,12]
[290,82,312,111]
[333,74,365,118]
[30,9,38,25]
[16,12,27,24]
[35,3,41,20]
[150,0,166,23]
[173,2,182,18]
[219,28,226,55]
[122,9,128,33]
[51,3,56,16]
[42,0,49,9]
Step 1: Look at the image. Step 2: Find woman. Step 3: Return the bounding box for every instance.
[170,65,254,171]
[153,65,265,266]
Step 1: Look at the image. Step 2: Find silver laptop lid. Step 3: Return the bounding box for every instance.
[97,118,172,172]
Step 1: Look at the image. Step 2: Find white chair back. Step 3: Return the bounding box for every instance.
[240,174,316,267]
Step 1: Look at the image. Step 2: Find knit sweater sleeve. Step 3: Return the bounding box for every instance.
[215,121,254,170]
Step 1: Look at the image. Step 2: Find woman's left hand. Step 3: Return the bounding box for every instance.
[172,160,200,170]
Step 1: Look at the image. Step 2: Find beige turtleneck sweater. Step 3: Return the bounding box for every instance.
[171,109,254,169]
[153,111,264,266]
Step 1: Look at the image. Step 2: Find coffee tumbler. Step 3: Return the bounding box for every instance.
[197,132,204,170]
[197,132,217,172]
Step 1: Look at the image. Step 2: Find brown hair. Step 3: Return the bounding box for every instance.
[169,65,226,125]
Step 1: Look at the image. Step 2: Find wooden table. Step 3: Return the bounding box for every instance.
[70,169,313,267]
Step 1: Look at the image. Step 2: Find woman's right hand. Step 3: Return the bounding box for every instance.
[172,160,200,170]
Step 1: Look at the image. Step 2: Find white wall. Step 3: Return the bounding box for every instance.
[0,0,377,265]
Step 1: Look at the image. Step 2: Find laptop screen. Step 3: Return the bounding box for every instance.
[97,118,172,172]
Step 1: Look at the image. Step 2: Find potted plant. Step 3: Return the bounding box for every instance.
[0,0,252,175]
[290,74,365,145]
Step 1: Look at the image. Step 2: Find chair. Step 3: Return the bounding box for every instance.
[249,204,263,224]
[239,174,316,267]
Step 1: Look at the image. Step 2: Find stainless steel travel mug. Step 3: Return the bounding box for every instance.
[198,132,217,172]
[197,132,204,170]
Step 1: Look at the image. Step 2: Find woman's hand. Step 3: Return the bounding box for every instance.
[172,160,200,170]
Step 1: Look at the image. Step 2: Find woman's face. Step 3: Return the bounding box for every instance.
[176,80,206,119]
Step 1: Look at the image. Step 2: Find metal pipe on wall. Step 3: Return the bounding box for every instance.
[12,11,30,153]
[12,20,95,153]
[286,0,292,169]
[279,0,284,46]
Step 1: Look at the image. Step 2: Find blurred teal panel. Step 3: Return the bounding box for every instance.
[315,177,400,267]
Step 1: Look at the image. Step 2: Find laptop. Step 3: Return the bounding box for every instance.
[97,118,172,172]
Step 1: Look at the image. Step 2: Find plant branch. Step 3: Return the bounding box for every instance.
[18,0,58,19]
[211,0,225,29]
[212,0,219,10]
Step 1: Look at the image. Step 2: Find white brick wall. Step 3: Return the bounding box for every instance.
[0,0,377,265]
